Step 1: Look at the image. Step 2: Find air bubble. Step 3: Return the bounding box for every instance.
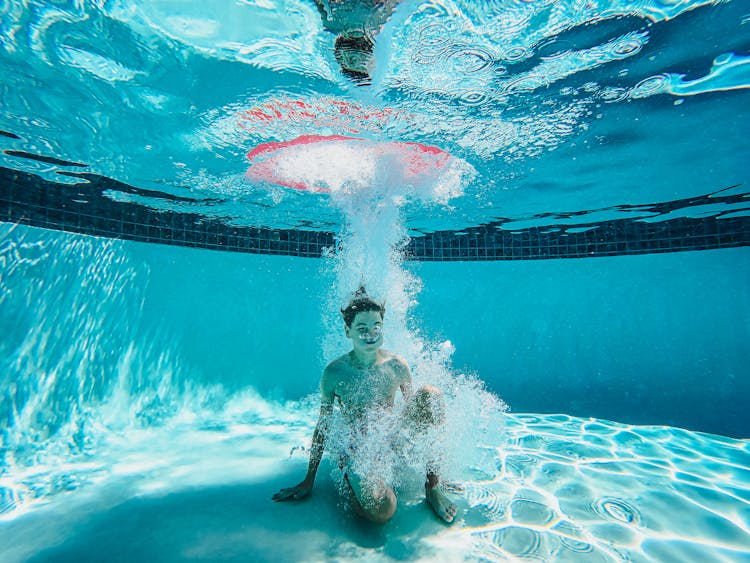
[493,526,543,558]
[504,76,540,93]
[417,23,449,46]
[612,38,643,57]
[560,537,594,553]
[630,74,669,99]
[504,46,528,62]
[458,90,488,106]
[510,498,556,526]
[537,38,573,60]
[598,87,629,103]
[593,497,642,525]
[449,46,494,73]
[411,46,448,65]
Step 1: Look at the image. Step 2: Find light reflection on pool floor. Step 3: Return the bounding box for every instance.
[457,414,750,562]
[1,410,748,562]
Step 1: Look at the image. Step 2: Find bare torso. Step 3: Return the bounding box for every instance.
[322,349,411,427]
[273,344,457,523]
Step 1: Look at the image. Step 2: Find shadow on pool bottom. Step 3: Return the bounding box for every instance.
[3,470,465,563]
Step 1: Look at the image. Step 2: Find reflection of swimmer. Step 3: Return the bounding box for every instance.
[312,0,403,84]
[272,286,457,524]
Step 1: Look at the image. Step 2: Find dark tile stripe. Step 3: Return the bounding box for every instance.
[3,150,88,168]
[402,218,749,261]
[1,166,748,260]
[0,167,334,258]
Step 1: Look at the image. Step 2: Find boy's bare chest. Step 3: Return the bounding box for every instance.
[333,366,401,408]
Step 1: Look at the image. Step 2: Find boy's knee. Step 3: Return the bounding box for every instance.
[372,488,397,523]
[363,488,397,524]
[415,386,445,424]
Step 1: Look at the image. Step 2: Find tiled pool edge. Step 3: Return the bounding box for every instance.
[2,166,748,260]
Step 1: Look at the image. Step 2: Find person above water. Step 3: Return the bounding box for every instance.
[312,0,404,84]
[272,286,457,524]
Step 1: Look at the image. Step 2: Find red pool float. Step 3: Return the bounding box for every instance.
[244,135,454,193]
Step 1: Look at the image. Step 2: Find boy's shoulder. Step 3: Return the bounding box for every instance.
[379,349,408,367]
[321,354,352,396]
[373,350,411,383]
[322,354,351,382]
[324,353,350,373]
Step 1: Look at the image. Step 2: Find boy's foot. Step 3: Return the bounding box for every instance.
[425,482,457,523]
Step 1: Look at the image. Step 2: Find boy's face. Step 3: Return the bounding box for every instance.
[345,310,384,352]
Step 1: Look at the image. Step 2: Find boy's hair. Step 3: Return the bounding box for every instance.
[341,286,385,328]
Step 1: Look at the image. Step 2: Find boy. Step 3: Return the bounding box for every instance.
[272,287,457,524]
[312,0,403,84]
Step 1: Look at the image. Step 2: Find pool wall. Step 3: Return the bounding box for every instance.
[414,248,750,438]
[2,224,748,438]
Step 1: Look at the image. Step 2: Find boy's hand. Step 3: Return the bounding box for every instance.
[272,481,312,501]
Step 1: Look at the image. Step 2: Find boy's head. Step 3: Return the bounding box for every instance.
[340,286,385,328]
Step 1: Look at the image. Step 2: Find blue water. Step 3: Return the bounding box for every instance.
[2,0,750,561]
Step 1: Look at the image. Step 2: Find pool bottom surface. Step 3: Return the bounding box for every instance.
[2,412,748,563]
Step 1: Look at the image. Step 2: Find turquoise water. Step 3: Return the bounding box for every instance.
[2,225,748,561]
[2,0,750,561]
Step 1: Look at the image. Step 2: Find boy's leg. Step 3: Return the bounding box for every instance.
[404,386,457,523]
[424,469,457,523]
[343,467,397,524]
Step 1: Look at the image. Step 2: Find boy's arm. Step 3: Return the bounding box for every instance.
[398,358,413,400]
[272,372,334,502]
[300,395,333,487]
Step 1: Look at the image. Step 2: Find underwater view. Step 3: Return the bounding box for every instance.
[1,0,749,561]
